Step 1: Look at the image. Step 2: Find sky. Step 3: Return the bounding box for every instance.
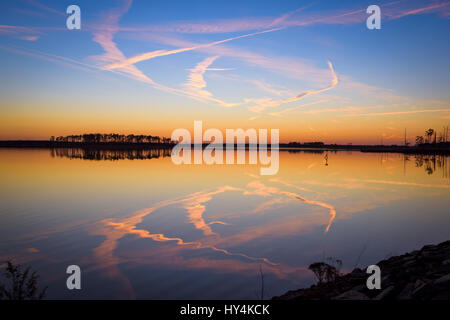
[0,0,449,144]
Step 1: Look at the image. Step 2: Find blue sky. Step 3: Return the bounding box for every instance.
[0,0,449,143]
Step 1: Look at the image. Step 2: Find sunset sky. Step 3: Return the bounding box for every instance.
[0,0,449,144]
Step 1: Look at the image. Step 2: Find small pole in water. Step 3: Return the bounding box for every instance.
[404,128,407,146]
[324,152,328,166]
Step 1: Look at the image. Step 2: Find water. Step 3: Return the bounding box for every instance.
[0,148,449,299]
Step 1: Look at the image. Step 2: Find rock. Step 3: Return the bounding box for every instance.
[403,259,415,267]
[273,240,450,301]
[373,286,394,300]
[333,290,369,300]
[432,291,450,300]
[402,256,415,262]
[397,283,414,299]
[412,279,427,295]
[434,274,450,285]
[412,282,434,299]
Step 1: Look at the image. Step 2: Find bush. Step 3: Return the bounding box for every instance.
[308,257,342,284]
[0,261,47,300]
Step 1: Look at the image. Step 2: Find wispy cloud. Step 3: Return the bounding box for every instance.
[26,0,65,16]
[0,25,39,35]
[88,1,301,108]
[89,3,338,111]
[301,106,370,115]
[248,61,338,113]
[268,4,316,27]
[115,1,449,36]
[268,100,328,117]
[103,27,283,71]
[384,1,450,20]
[0,45,96,72]
[89,0,148,82]
[347,108,450,117]
[183,56,239,107]
[0,24,41,41]
[131,32,332,82]
[19,35,39,41]
[88,0,193,97]
[5,0,446,117]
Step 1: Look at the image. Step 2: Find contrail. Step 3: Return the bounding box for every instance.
[347,108,450,117]
[249,61,338,112]
[104,27,284,70]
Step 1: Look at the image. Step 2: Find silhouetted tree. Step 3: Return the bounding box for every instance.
[51,133,172,144]
[415,136,424,145]
[308,258,342,285]
[325,257,342,282]
[0,261,47,300]
[308,262,328,284]
[425,129,434,144]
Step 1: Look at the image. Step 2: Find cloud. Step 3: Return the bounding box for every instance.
[88,0,194,98]
[347,108,450,117]
[248,61,338,113]
[0,25,39,35]
[268,100,328,117]
[89,3,336,111]
[384,1,450,20]
[0,45,96,72]
[103,27,283,70]
[26,0,65,17]
[268,4,316,27]
[6,0,442,116]
[183,56,239,107]
[122,31,334,82]
[0,25,42,41]
[114,1,449,36]
[89,0,148,81]
[301,106,370,115]
[19,35,39,41]
[88,1,293,107]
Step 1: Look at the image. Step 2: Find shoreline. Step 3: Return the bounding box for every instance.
[1,140,449,154]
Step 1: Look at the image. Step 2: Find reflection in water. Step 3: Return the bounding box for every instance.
[414,154,449,177]
[0,149,449,299]
[50,148,171,161]
[50,148,450,178]
[351,179,450,189]
[90,180,338,288]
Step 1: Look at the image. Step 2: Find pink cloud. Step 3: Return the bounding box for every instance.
[112,1,449,36]
[19,35,39,41]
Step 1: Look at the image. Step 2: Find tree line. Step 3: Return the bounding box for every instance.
[50,133,172,144]
[415,127,449,145]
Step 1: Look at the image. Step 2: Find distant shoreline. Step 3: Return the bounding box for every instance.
[0,140,449,154]
[0,140,174,150]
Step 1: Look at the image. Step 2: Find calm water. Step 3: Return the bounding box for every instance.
[0,148,449,299]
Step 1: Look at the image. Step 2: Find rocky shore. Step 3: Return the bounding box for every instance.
[274,240,450,300]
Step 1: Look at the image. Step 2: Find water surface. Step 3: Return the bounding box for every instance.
[0,149,449,299]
